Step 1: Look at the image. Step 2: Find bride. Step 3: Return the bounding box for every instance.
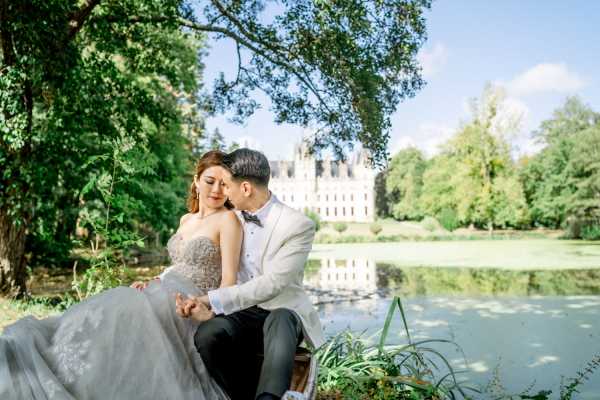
[0,150,241,399]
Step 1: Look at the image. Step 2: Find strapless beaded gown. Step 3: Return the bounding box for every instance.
[0,234,229,400]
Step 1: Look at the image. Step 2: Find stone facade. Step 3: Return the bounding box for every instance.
[269,144,376,222]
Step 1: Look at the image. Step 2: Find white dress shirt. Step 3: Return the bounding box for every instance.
[208,193,278,314]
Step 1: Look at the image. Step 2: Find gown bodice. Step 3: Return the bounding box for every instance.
[165,233,222,293]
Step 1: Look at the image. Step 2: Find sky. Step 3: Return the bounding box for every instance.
[200,0,600,162]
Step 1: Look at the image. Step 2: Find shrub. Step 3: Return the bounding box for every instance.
[306,210,322,232]
[581,224,600,240]
[369,222,383,236]
[565,217,600,240]
[438,207,459,232]
[421,216,441,232]
[333,222,348,235]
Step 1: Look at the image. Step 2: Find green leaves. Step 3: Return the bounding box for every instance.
[316,296,470,399]
[521,97,600,232]
[202,0,431,165]
[1,0,205,294]
[386,148,426,221]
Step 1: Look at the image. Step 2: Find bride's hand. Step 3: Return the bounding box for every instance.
[130,281,146,291]
[130,277,161,291]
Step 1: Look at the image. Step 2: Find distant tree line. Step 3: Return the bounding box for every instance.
[376,87,600,239]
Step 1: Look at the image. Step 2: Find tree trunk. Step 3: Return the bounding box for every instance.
[0,208,28,297]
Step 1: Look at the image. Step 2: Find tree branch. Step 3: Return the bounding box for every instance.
[67,0,102,42]
[98,14,332,114]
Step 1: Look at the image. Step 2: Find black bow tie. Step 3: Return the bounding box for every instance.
[241,211,263,227]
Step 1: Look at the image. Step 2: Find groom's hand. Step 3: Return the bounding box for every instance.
[188,301,215,322]
[175,294,215,322]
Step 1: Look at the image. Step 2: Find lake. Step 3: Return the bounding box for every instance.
[306,240,600,397]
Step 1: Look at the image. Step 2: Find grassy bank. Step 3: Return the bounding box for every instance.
[310,240,600,270]
[315,220,563,244]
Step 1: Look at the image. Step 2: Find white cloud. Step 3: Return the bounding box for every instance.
[392,122,456,157]
[417,43,448,78]
[391,135,418,154]
[506,63,585,96]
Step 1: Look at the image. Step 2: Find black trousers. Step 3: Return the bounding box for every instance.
[194,307,303,400]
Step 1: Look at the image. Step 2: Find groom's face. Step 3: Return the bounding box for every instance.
[221,170,248,210]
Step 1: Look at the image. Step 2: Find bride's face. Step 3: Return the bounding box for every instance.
[194,166,228,209]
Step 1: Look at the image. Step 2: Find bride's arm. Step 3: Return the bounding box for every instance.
[218,211,242,288]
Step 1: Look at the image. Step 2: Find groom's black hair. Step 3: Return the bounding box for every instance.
[223,148,270,187]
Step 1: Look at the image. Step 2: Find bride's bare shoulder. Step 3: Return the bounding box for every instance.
[179,213,194,226]
[218,210,241,228]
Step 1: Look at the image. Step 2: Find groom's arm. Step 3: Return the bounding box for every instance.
[208,217,315,315]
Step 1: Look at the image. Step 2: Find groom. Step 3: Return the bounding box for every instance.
[177,148,324,400]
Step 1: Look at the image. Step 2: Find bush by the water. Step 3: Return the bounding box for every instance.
[565,218,600,240]
[333,222,348,235]
[438,208,460,232]
[581,224,600,240]
[421,216,442,232]
[369,222,383,236]
[306,210,322,232]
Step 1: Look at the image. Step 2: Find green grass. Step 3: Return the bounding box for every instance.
[316,220,562,242]
[0,297,60,332]
[310,240,600,270]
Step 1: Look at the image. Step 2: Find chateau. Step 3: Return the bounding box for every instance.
[269,144,376,222]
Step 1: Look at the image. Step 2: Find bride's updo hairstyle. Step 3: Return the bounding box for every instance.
[187,150,234,213]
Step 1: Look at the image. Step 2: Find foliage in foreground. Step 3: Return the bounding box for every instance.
[315,296,472,399]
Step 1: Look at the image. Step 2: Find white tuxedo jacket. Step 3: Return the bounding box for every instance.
[216,201,325,348]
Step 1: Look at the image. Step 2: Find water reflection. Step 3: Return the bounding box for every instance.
[304,258,377,291]
[304,258,600,297]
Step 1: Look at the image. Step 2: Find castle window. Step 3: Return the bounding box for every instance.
[334,194,337,201]
[342,194,345,201]
[366,274,370,281]
[326,194,329,201]
[291,195,294,202]
[326,208,329,216]
[342,208,345,216]
[334,207,337,216]
[317,194,320,201]
[351,207,354,216]
[351,194,354,201]
[317,207,321,214]
[365,206,368,215]
[364,193,368,200]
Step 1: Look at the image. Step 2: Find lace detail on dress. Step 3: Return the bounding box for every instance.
[166,233,221,293]
[48,306,103,384]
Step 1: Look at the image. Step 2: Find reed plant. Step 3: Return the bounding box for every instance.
[315,296,475,399]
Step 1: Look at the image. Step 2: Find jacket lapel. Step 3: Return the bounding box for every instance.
[259,202,284,271]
